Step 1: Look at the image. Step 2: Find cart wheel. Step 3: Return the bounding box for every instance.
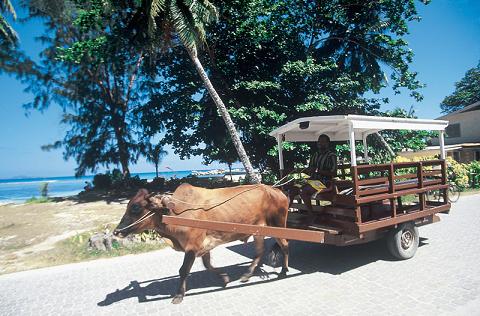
[386,222,419,260]
[448,184,460,203]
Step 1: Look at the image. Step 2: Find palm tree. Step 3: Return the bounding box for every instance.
[138,0,259,183]
[146,143,168,178]
[0,0,17,45]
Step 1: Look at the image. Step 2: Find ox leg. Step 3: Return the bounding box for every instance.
[202,252,230,287]
[275,238,289,277]
[172,250,196,304]
[240,236,264,283]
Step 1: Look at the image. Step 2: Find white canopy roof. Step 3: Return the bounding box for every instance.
[269,114,449,142]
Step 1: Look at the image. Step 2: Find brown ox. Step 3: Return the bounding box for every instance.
[113,183,289,304]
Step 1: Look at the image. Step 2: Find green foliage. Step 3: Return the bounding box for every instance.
[21,0,157,176]
[61,226,167,263]
[441,61,480,113]
[92,173,112,190]
[15,0,431,178]
[447,157,469,189]
[92,169,146,190]
[25,196,52,204]
[468,161,480,188]
[142,0,218,49]
[373,107,434,163]
[145,143,167,177]
[140,0,429,171]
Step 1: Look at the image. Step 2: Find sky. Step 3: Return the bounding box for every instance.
[0,0,479,179]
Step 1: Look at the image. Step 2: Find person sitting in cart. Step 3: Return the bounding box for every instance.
[294,134,337,224]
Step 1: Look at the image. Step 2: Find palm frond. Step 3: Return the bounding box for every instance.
[0,14,18,44]
[0,0,16,18]
[144,0,217,49]
[147,0,166,36]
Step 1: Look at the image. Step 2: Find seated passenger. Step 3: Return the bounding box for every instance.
[293,134,337,224]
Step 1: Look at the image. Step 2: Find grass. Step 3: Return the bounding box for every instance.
[25,196,53,204]
[53,227,168,263]
[3,226,169,273]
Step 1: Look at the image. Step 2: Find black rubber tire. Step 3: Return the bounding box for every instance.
[448,184,460,203]
[386,222,419,260]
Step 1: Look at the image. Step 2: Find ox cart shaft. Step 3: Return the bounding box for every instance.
[161,115,451,259]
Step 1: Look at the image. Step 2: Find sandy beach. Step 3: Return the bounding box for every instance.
[0,197,129,274]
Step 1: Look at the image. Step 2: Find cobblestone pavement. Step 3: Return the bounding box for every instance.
[1,194,480,316]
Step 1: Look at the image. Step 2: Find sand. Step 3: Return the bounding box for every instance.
[0,198,128,274]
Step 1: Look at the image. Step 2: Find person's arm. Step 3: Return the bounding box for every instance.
[306,152,316,176]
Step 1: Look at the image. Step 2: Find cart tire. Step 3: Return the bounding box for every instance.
[448,184,460,203]
[386,222,419,260]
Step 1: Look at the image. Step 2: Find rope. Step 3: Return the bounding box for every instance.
[271,167,307,187]
[167,184,263,214]
[150,169,307,216]
[115,211,156,232]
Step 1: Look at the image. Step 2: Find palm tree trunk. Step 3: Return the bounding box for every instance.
[155,164,159,178]
[228,162,233,181]
[186,46,259,184]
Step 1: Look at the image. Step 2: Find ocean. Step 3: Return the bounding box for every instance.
[0,170,220,204]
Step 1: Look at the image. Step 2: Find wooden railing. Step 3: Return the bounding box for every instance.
[350,159,448,224]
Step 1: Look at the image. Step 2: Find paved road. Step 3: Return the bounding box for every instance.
[1,195,480,316]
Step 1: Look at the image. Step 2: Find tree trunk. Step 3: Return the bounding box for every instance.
[228,163,233,182]
[185,46,259,184]
[374,132,395,157]
[111,113,131,177]
[155,164,159,178]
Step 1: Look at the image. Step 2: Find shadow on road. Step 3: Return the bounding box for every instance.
[98,237,428,306]
[97,260,299,306]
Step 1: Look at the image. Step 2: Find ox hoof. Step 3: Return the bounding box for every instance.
[240,274,251,283]
[171,295,184,304]
[279,268,288,278]
[221,274,230,287]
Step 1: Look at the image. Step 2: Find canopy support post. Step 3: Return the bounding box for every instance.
[439,130,446,160]
[277,135,284,177]
[349,123,357,166]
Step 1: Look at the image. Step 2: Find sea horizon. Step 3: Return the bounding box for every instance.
[0,168,233,204]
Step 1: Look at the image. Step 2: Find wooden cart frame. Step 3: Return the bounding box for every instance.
[161,115,451,259]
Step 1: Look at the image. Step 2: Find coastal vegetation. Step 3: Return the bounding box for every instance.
[10,0,431,183]
[441,60,480,113]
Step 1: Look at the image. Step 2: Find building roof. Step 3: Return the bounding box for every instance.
[269,114,449,142]
[398,143,480,158]
[438,101,480,119]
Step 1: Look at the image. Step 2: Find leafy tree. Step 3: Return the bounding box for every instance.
[374,107,434,161]
[441,61,480,113]
[21,0,156,177]
[146,142,167,177]
[140,0,427,172]
[115,0,260,183]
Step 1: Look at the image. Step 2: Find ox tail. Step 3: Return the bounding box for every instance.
[266,242,283,268]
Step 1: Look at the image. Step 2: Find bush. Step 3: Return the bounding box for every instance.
[148,177,165,190]
[93,173,112,190]
[446,157,469,189]
[468,161,480,188]
[25,196,51,204]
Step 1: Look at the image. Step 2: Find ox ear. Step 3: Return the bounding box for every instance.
[133,188,149,199]
[145,192,156,199]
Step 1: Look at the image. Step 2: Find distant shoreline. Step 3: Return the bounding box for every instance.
[0,168,241,204]
[0,168,228,182]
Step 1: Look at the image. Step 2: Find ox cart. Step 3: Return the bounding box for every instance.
[161,115,450,260]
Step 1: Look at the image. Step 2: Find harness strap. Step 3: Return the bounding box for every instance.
[115,211,156,232]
